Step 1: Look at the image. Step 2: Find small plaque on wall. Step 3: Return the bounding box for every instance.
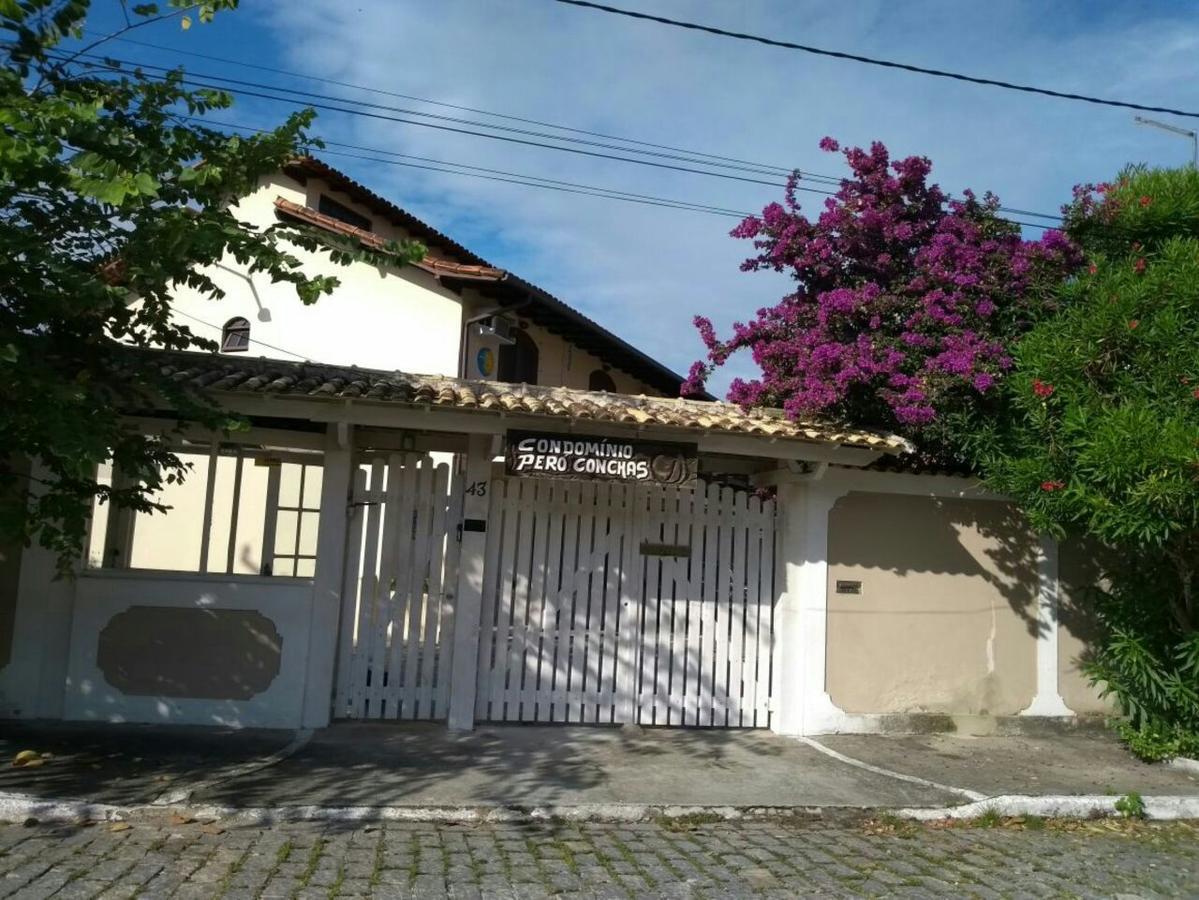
[835,580,862,595]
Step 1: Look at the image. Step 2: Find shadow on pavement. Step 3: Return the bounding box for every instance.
[192,722,951,809]
[0,721,293,805]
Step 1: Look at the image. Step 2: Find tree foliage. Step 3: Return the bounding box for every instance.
[684,138,1081,443]
[0,0,424,569]
[968,167,1199,754]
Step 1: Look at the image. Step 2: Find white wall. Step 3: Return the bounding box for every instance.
[166,172,465,376]
[63,572,314,729]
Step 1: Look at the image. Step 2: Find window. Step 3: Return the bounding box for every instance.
[221,317,251,353]
[318,194,372,232]
[87,440,323,578]
[497,330,539,384]
[588,369,617,392]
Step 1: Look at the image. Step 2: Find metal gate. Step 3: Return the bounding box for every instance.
[334,454,462,720]
[474,478,776,727]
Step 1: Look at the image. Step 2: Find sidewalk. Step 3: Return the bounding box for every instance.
[2,720,1196,820]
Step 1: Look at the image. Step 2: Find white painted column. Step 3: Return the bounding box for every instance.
[0,460,77,719]
[796,483,851,734]
[770,480,850,735]
[770,482,805,735]
[1020,535,1073,717]
[446,434,494,731]
[299,423,355,729]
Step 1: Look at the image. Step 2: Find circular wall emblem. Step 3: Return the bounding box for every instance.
[476,346,495,377]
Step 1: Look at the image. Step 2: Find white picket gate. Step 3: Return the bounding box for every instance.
[333,454,463,720]
[474,478,776,727]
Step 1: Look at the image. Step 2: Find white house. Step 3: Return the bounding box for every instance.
[0,159,1113,736]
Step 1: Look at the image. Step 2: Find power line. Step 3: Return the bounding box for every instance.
[73,53,791,181]
[58,53,1055,230]
[72,38,1063,222]
[182,116,752,218]
[554,0,1199,120]
[64,52,817,191]
[88,30,800,178]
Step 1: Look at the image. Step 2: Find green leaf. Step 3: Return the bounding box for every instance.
[132,171,160,196]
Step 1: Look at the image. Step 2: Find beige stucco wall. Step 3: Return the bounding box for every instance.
[827,492,1040,716]
[1058,539,1118,714]
[165,172,466,376]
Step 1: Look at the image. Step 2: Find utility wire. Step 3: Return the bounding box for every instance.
[87,29,801,178]
[82,33,1059,221]
[62,52,817,191]
[55,53,1055,230]
[70,40,1064,222]
[554,0,1199,120]
[182,116,752,218]
[72,53,790,181]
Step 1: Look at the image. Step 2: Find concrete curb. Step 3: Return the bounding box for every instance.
[1168,756,1199,776]
[2,791,1197,827]
[896,794,1199,822]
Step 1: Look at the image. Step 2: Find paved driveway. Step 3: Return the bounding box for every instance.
[4,721,1198,815]
[193,723,957,809]
[1,817,1196,898]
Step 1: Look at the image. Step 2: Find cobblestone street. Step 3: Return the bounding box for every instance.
[0,816,1196,899]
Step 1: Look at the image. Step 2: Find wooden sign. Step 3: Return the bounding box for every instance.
[505,430,697,485]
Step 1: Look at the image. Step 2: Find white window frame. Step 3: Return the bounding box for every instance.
[91,427,325,579]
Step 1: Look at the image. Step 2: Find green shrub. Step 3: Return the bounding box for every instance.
[968,165,1199,760]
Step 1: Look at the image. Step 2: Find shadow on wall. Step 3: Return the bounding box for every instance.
[96,606,282,702]
[829,492,1042,634]
[826,492,1043,716]
[826,491,1116,717]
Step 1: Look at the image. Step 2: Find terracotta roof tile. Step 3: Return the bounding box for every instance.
[274,198,507,282]
[149,351,912,455]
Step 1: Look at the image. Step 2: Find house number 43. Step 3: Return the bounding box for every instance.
[465,481,488,496]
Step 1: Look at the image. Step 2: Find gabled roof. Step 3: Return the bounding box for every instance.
[281,156,708,398]
[155,350,912,455]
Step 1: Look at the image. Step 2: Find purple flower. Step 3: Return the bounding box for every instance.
[688,137,1082,431]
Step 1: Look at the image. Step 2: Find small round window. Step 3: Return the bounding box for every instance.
[221,317,251,353]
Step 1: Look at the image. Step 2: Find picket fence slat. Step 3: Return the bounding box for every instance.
[335,454,462,721]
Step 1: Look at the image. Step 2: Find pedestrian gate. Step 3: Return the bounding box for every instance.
[334,454,463,720]
[335,458,776,728]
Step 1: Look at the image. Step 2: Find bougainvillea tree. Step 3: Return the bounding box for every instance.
[684,139,1082,439]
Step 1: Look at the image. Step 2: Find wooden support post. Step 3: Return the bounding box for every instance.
[299,422,355,729]
[447,433,494,731]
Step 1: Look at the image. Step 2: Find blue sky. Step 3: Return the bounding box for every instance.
[81,1,1199,392]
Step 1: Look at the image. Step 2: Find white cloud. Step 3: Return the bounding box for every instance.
[255,0,1199,395]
